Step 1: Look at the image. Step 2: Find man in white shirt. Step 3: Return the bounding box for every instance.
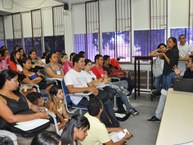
[178,34,193,60]
[64,54,120,127]
[81,97,133,145]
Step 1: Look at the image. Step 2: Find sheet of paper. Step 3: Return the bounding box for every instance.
[109,129,129,143]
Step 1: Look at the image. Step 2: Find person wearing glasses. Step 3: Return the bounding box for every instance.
[178,34,193,61]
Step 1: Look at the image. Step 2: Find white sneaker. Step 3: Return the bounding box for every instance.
[161,89,168,96]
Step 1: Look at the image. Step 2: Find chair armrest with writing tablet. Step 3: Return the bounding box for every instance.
[111,77,121,81]
[96,84,111,89]
[65,93,90,100]
[46,78,63,82]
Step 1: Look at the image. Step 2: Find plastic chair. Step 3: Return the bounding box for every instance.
[0,130,18,145]
[47,111,63,136]
[46,78,89,114]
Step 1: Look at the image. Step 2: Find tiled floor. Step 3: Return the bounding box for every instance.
[121,93,160,145]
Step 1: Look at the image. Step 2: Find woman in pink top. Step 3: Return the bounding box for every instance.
[60,53,73,75]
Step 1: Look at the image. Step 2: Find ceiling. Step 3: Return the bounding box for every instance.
[56,0,96,4]
[0,0,96,15]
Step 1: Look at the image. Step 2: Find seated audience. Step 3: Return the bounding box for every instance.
[26,92,46,113]
[21,57,46,89]
[60,53,73,75]
[150,43,168,96]
[178,34,193,61]
[31,131,60,145]
[41,52,48,64]
[78,51,85,58]
[13,45,19,51]
[18,47,26,59]
[61,114,90,145]
[0,46,10,65]
[0,56,8,71]
[0,70,48,131]
[46,85,70,130]
[83,59,137,117]
[103,55,135,95]
[91,55,139,116]
[28,49,44,71]
[91,54,128,91]
[81,97,133,145]
[173,56,193,78]
[64,54,119,127]
[69,52,76,65]
[45,52,64,79]
[9,50,23,74]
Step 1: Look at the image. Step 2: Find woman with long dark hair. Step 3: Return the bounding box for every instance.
[148,37,179,122]
[28,49,44,69]
[46,85,70,130]
[158,37,179,89]
[61,115,90,145]
[60,53,73,75]
[0,70,48,130]
[9,50,22,74]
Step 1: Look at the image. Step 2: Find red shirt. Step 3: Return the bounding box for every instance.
[9,61,21,74]
[91,65,106,79]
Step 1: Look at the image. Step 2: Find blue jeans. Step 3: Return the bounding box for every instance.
[162,72,176,90]
[154,75,163,91]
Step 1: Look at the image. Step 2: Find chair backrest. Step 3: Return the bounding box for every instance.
[62,81,87,114]
[62,81,73,105]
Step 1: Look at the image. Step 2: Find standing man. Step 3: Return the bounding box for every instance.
[178,34,193,61]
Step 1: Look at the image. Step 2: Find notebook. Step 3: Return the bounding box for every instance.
[173,78,193,92]
[14,119,50,131]
[109,129,129,143]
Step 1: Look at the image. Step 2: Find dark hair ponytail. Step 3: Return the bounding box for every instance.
[61,115,90,145]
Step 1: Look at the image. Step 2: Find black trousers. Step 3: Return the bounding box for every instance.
[78,90,120,127]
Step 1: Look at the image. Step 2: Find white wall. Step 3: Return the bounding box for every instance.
[42,7,53,36]
[72,4,85,34]
[100,0,115,32]
[2,0,191,60]
[132,0,150,30]
[21,12,32,38]
[169,0,189,28]
[4,15,13,39]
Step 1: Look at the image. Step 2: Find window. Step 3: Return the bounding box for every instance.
[0,16,5,47]
[102,31,130,62]
[12,13,23,47]
[33,37,42,57]
[170,28,193,46]
[74,34,86,54]
[24,38,33,55]
[44,36,54,53]
[134,29,165,56]
[0,40,5,47]
[31,9,43,57]
[6,39,14,53]
[74,33,100,61]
